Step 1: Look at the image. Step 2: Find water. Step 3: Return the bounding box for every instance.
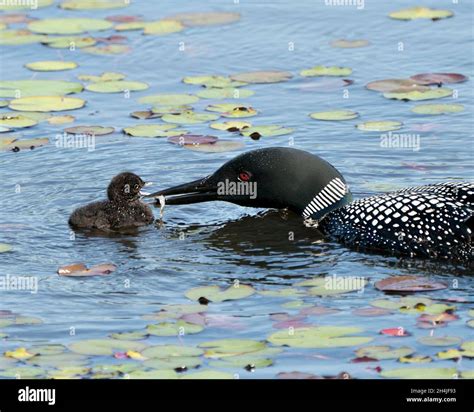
[0,0,473,379]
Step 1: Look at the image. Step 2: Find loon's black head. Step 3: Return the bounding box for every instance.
[107,172,146,203]
[146,147,352,219]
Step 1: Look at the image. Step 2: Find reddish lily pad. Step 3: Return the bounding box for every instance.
[167,134,218,146]
[380,327,410,337]
[57,262,116,277]
[183,140,244,153]
[375,276,448,293]
[230,70,292,84]
[366,79,428,93]
[65,126,114,136]
[410,73,468,85]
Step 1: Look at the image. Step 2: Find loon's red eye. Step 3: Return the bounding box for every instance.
[238,171,251,182]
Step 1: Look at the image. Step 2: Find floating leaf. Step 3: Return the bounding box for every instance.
[371,297,432,311]
[110,331,148,340]
[143,20,184,35]
[0,114,37,129]
[130,110,160,120]
[389,7,454,21]
[5,347,34,360]
[0,243,12,253]
[258,288,304,298]
[356,120,402,132]
[268,326,372,348]
[0,366,46,378]
[185,284,255,302]
[28,353,89,368]
[0,30,49,45]
[146,321,203,336]
[0,0,53,10]
[28,18,113,35]
[69,339,146,356]
[410,73,468,85]
[310,110,358,121]
[25,61,78,72]
[167,134,218,145]
[183,75,246,88]
[366,78,428,93]
[230,70,292,84]
[57,262,116,277]
[82,45,130,55]
[42,36,97,49]
[355,345,414,360]
[383,88,453,101]
[330,39,369,48]
[210,121,251,132]
[411,104,464,115]
[170,12,240,27]
[141,345,203,359]
[85,80,148,93]
[209,356,272,369]
[151,106,192,116]
[127,369,178,379]
[114,22,147,31]
[60,0,129,10]
[124,124,185,138]
[196,88,254,99]
[240,125,293,138]
[353,307,392,317]
[399,355,432,363]
[65,125,114,136]
[0,136,49,152]
[380,367,457,379]
[301,66,352,77]
[78,72,125,82]
[199,339,266,356]
[162,112,218,125]
[48,115,75,125]
[9,96,86,112]
[139,94,199,106]
[375,276,447,293]
[144,356,202,370]
[0,80,83,98]
[418,336,462,347]
[295,277,366,296]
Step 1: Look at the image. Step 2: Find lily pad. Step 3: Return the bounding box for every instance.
[69,339,147,356]
[418,336,462,347]
[60,0,129,10]
[42,36,97,49]
[295,277,366,296]
[0,30,48,46]
[268,326,372,348]
[0,114,37,129]
[82,44,130,55]
[410,73,468,85]
[0,136,49,152]
[210,356,273,370]
[183,75,246,88]
[230,70,292,84]
[9,96,86,112]
[240,125,293,138]
[0,80,83,98]
[389,7,454,21]
[57,262,116,276]
[210,121,251,132]
[184,140,244,153]
[258,288,304,298]
[0,0,53,10]
[144,356,202,370]
[180,370,234,379]
[185,284,255,302]
[123,124,185,138]
[151,106,192,116]
[383,88,453,101]
[375,276,448,293]
[79,72,125,82]
[411,104,464,115]
[399,355,432,363]
[146,321,203,336]
[5,347,34,360]
[48,115,75,125]
[0,243,13,253]
[300,66,352,77]
[199,339,266,356]
[0,366,46,379]
[310,110,358,121]
[65,126,114,136]
[127,369,178,379]
[28,18,113,35]
[138,94,199,106]
[143,20,184,35]
[381,367,457,379]
[114,22,147,31]
[162,112,218,125]
[170,12,240,27]
[355,345,414,360]
[28,353,89,368]
[25,61,78,72]
[330,39,369,48]
[356,120,402,132]
[141,345,203,359]
[85,80,148,93]
[167,134,218,145]
[110,331,149,340]
[196,88,254,99]
[366,78,429,93]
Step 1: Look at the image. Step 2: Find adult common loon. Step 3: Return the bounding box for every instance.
[69,172,154,230]
[146,147,473,263]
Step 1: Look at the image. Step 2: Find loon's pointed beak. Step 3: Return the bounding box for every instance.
[143,176,219,205]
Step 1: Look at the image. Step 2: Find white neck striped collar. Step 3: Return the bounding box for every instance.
[302,177,349,220]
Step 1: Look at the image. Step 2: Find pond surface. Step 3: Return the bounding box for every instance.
[0,0,473,379]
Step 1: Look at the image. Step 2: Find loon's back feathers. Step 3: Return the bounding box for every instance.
[319,182,473,262]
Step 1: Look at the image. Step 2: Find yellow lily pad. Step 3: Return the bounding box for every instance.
[185,284,255,302]
[310,110,358,121]
[330,39,369,48]
[389,7,453,21]
[162,111,218,124]
[240,125,293,138]
[146,321,203,336]
[78,72,125,82]
[411,103,464,115]
[356,120,402,132]
[123,124,186,138]
[0,136,49,152]
[25,60,78,72]
[85,80,149,93]
[210,121,251,132]
[230,70,292,84]
[183,75,247,88]
[28,18,113,35]
[300,66,352,77]
[0,243,13,252]
[41,36,97,49]
[141,345,203,359]
[139,94,199,106]
[0,80,83,98]
[47,115,75,125]
[399,355,432,363]
[60,0,129,10]
[5,347,34,360]
[0,30,48,45]
[0,114,37,128]
[143,20,184,35]
[0,0,53,10]
[196,88,254,99]
[383,88,453,101]
[169,12,240,27]
[9,96,86,112]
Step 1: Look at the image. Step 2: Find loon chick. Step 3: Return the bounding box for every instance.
[69,172,154,231]
[146,147,473,263]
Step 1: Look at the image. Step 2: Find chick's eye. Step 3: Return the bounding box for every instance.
[238,171,251,182]
[134,184,139,190]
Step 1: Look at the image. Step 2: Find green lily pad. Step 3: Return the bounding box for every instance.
[384,88,453,101]
[9,96,86,112]
[68,339,147,356]
[418,336,462,347]
[206,103,257,117]
[143,20,184,35]
[28,18,113,35]
[162,112,218,125]
[110,331,149,340]
[146,321,203,337]
[114,22,147,31]
[258,288,304,298]
[0,243,12,253]
[411,104,464,115]
[230,70,292,84]
[196,88,254,99]
[310,110,359,121]
[0,366,46,378]
[399,355,432,363]
[183,75,247,88]
[209,121,251,132]
[381,367,457,379]
[268,326,373,348]
[468,320,474,328]
[295,277,366,296]
[240,125,293,138]
[78,72,125,82]
[82,45,131,55]
[85,80,149,93]
[210,356,273,369]
[139,94,199,106]
[185,284,255,302]
[141,345,203,359]
[0,30,48,45]
[371,297,432,310]
[300,66,352,77]
[0,136,49,152]
[48,366,91,379]
[123,124,186,138]
[65,125,114,135]
[355,345,414,360]
[356,120,402,132]
[150,105,192,116]
[199,339,266,356]
[127,369,178,379]
[170,12,240,27]
[60,0,129,10]
[28,353,89,368]
[389,7,453,21]
[461,370,474,379]
[330,39,369,48]
[25,61,78,72]
[143,356,202,370]
[29,344,67,356]
[42,36,97,49]
[0,80,83,98]
[180,370,234,379]
[0,0,52,10]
